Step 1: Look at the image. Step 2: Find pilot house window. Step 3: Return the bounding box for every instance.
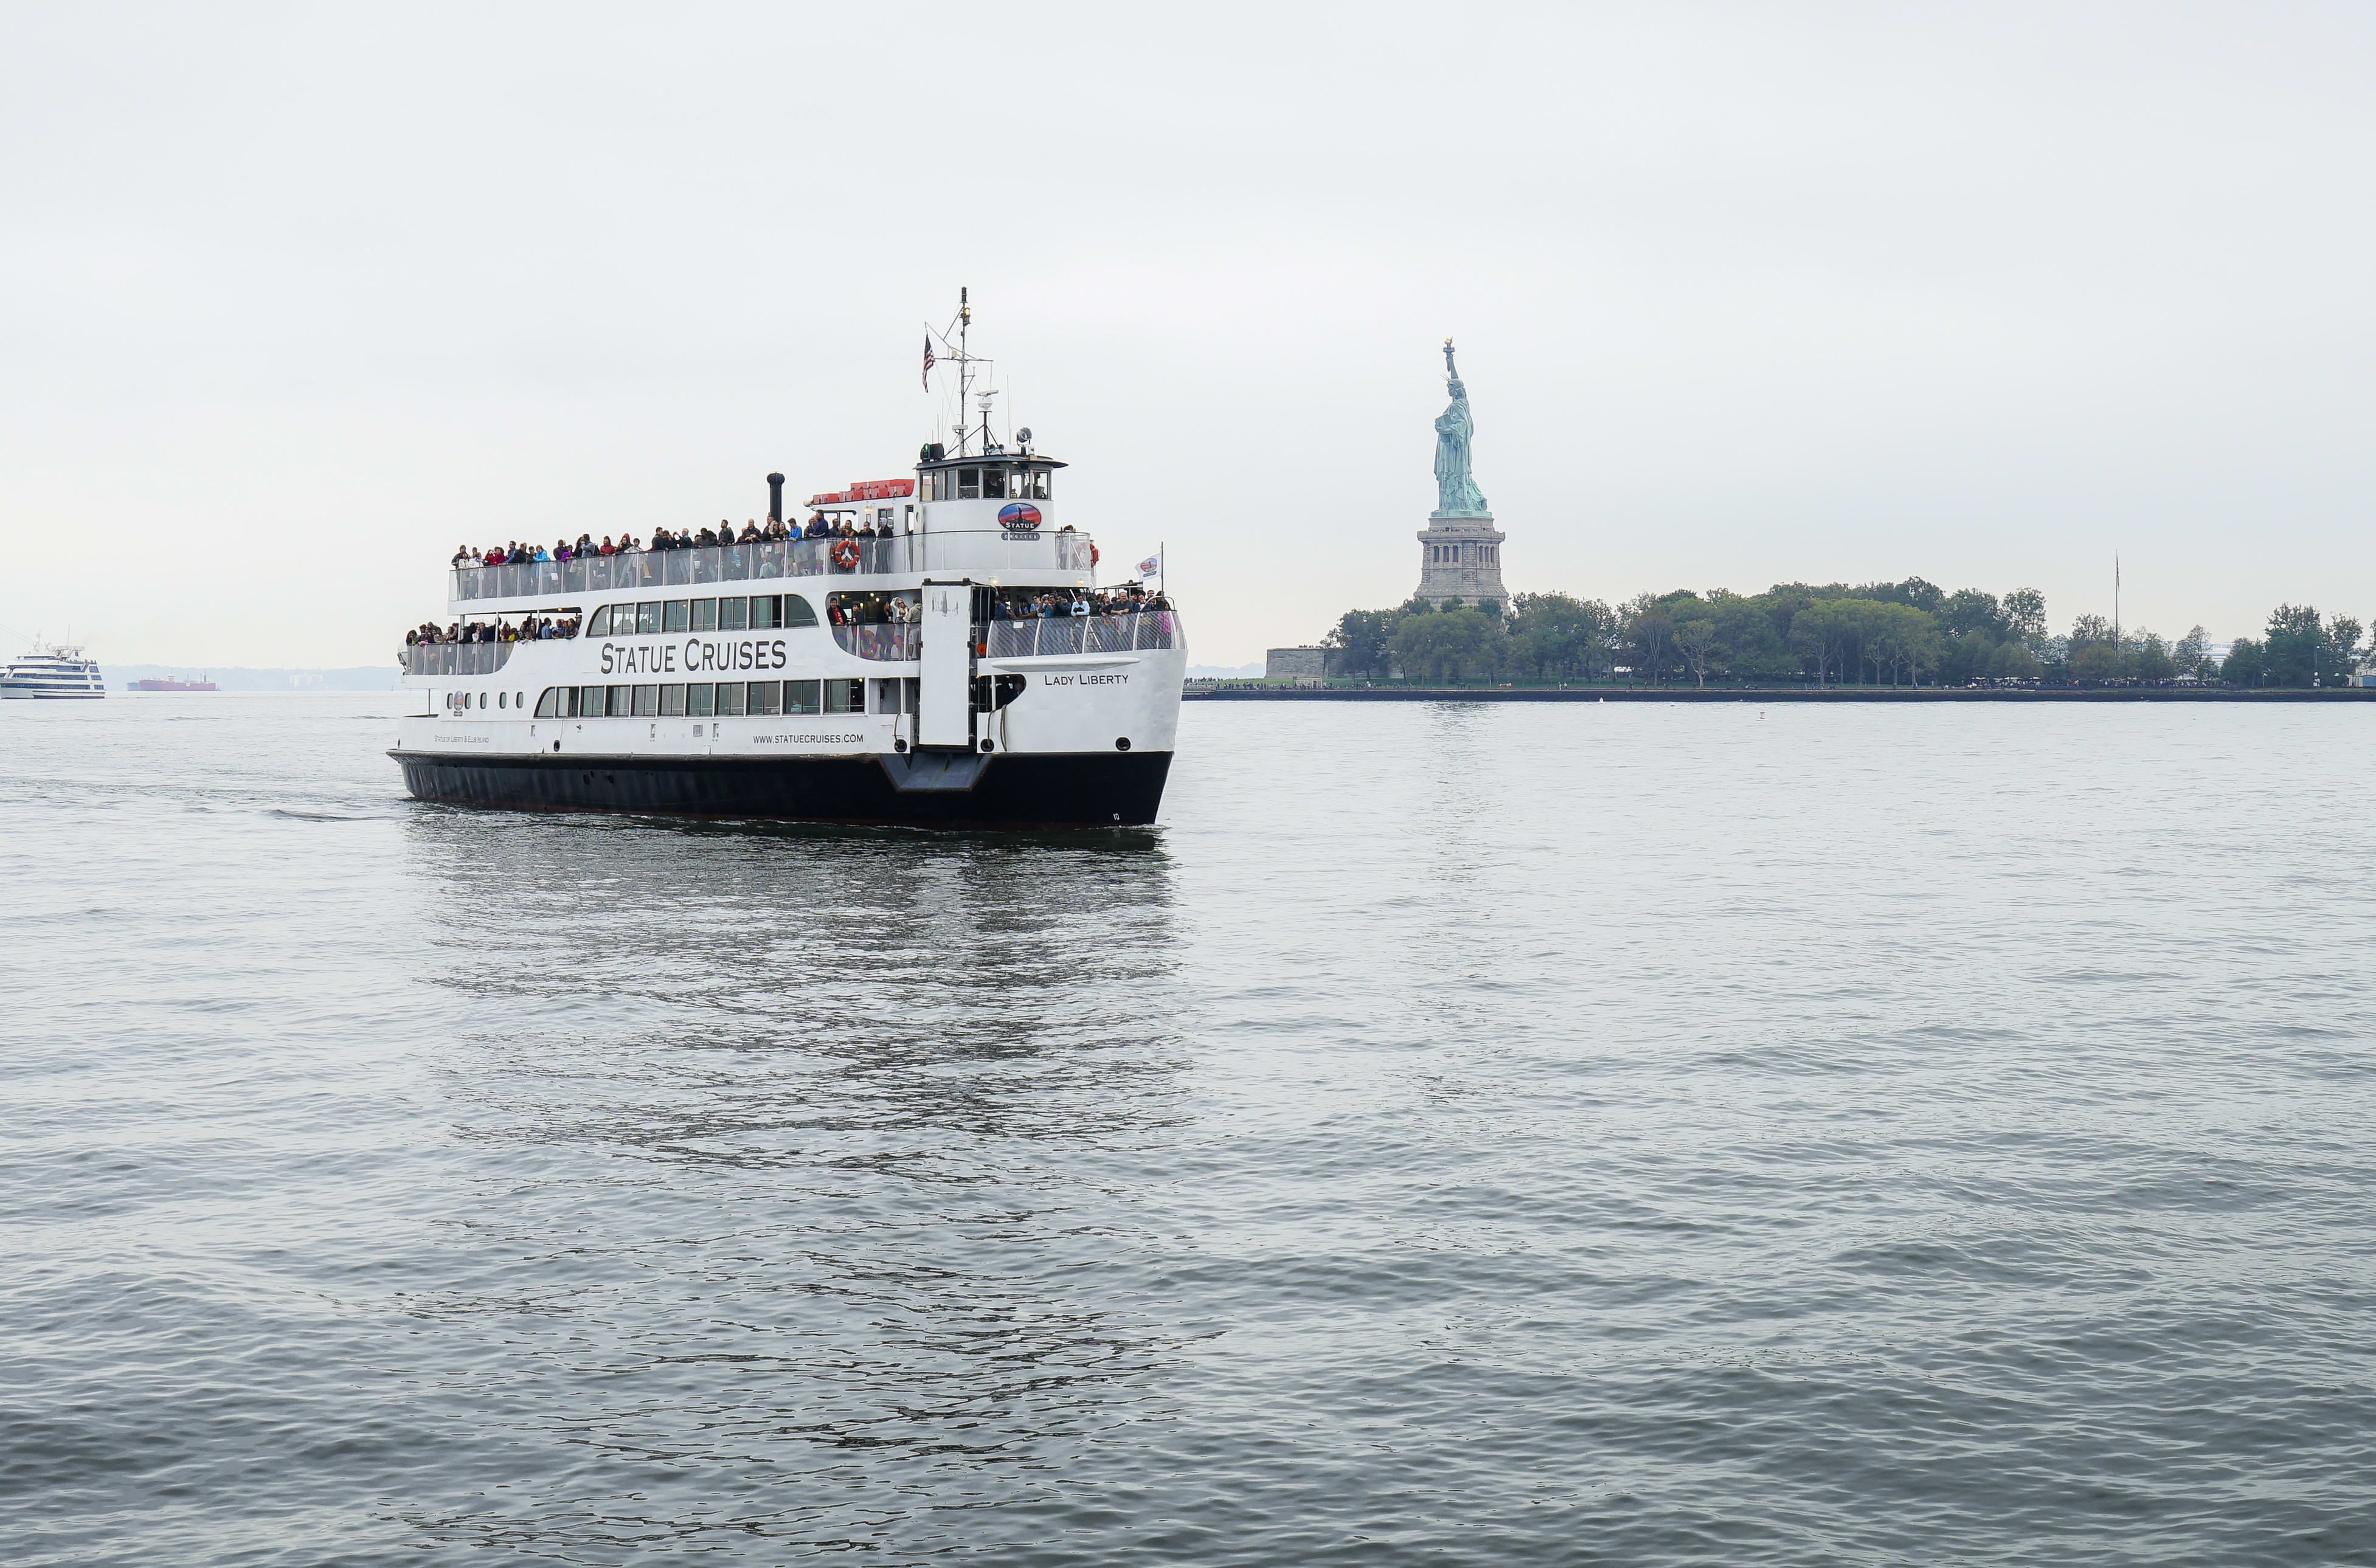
[933,465,1050,503]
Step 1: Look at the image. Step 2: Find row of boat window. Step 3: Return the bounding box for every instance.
[589,594,819,637]
[924,465,1053,503]
[528,679,919,718]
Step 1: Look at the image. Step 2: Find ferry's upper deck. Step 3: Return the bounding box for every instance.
[448,452,1097,613]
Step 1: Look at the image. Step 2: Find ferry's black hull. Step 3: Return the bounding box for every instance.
[390,748,1172,829]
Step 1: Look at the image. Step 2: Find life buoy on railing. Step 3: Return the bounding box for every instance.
[831,540,861,570]
[1090,544,1100,565]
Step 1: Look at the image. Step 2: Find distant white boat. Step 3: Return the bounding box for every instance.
[1,642,105,699]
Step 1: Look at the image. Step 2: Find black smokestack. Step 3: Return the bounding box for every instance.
[766,472,784,523]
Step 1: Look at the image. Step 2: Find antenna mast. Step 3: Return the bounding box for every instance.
[938,286,998,458]
[956,288,972,458]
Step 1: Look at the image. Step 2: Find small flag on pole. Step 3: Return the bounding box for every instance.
[1137,553,1162,577]
[921,336,935,391]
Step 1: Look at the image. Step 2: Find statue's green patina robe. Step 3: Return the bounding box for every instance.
[1433,340,1491,517]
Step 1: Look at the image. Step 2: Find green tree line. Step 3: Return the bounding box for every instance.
[1321,582,2366,689]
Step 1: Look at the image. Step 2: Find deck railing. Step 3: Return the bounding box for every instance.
[450,533,1099,603]
[401,642,518,676]
[981,612,1176,660]
[831,623,921,661]
[401,608,1174,677]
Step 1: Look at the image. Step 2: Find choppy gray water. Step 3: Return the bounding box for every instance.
[5,692,2376,1566]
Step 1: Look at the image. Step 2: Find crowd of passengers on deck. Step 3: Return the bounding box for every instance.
[406,612,579,646]
[988,586,1171,620]
[453,514,925,568]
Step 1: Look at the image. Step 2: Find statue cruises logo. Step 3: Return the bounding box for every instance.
[998,502,1042,533]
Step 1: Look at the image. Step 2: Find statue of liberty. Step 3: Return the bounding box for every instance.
[1433,339,1490,517]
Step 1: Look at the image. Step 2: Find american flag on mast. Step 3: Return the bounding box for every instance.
[921,335,935,391]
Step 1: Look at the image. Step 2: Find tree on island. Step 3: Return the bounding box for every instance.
[1622,595,1678,686]
[1389,601,1508,685]
[1321,605,1407,679]
[1506,593,1619,680]
[2223,606,2361,687]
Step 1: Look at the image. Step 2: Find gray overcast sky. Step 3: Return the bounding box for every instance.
[4,1,2372,667]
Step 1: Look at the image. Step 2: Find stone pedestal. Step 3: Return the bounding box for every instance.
[1415,513,1506,609]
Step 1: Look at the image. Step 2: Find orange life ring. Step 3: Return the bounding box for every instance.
[1090,544,1100,565]
[831,539,861,569]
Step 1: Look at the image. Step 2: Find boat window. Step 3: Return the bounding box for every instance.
[1027,468,1050,500]
[783,593,818,629]
[660,684,687,716]
[687,682,715,717]
[496,691,506,709]
[633,603,659,635]
[784,679,822,714]
[606,684,631,716]
[971,673,1025,711]
[579,685,603,716]
[664,600,690,633]
[870,679,907,714]
[715,682,747,716]
[692,598,718,632]
[828,590,917,625]
[633,685,659,716]
[749,595,779,630]
[536,688,562,717]
[824,678,864,715]
[983,467,1008,500]
[719,596,749,631]
[957,468,981,499]
[748,680,783,716]
[587,605,611,635]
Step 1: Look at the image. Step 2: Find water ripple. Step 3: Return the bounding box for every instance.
[4,696,2376,1564]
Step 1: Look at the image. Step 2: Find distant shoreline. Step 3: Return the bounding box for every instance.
[1187,686,2376,703]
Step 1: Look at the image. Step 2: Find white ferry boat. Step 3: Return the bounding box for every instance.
[1,643,105,699]
[391,307,1185,828]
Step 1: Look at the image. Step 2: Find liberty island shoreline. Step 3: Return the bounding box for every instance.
[1267,343,2364,697]
[1191,684,2376,703]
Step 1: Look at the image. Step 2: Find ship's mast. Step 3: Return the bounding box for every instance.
[955,288,972,457]
[938,287,998,458]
